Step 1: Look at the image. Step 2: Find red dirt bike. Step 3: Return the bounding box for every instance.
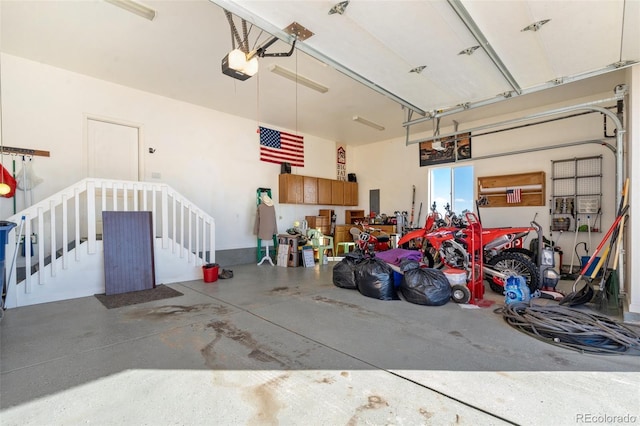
[399,205,539,293]
[425,224,541,293]
[398,202,447,251]
[350,222,391,255]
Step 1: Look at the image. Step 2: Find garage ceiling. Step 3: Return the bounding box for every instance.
[1,0,638,146]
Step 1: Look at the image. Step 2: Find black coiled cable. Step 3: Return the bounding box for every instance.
[495,302,640,355]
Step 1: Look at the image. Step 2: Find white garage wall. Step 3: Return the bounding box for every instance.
[351,92,621,250]
[0,53,340,251]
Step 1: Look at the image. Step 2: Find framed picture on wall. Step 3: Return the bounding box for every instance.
[419,132,471,167]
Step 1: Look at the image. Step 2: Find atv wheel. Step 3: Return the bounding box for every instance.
[451,284,471,304]
[485,251,540,294]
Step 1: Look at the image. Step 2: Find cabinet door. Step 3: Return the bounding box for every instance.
[331,180,344,205]
[279,174,303,204]
[318,178,332,205]
[303,176,318,204]
[344,182,358,206]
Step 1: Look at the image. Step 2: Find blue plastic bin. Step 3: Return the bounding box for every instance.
[392,271,403,288]
[0,221,18,289]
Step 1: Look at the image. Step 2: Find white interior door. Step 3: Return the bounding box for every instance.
[87,118,140,235]
[87,119,139,180]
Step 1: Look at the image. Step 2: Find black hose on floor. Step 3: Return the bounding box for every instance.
[494,302,640,355]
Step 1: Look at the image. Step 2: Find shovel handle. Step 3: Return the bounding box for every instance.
[589,245,609,279]
[612,178,629,270]
[612,215,626,270]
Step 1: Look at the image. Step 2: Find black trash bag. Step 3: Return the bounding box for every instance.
[400,267,452,306]
[400,259,420,273]
[332,252,364,289]
[355,257,399,300]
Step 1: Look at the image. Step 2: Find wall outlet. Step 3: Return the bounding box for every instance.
[151,172,161,179]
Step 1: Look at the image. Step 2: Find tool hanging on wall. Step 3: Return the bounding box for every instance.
[409,185,415,229]
[568,217,580,275]
[16,156,39,209]
[586,214,592,253]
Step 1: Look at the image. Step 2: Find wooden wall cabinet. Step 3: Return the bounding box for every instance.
[279,174,303,204]
[344,181,358,206]
[318,178,332,205]
[331,180,344,205]
[303,176,318,204]
[279,174,358,206]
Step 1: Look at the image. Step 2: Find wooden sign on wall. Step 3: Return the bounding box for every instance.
[477,171,545,207]
[337,145,346,181]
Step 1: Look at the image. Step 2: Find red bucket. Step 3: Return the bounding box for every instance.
[202,264,219,283]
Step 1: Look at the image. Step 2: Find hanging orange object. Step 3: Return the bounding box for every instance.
[0,164,17,198]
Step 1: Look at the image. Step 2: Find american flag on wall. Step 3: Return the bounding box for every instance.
[259,126,304,167]
[506,188,522,204]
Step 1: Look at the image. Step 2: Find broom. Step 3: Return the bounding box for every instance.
[599,195,628,315]
[595,178,628,313]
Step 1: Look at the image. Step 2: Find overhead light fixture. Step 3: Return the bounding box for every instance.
[222,49,259,81]
[409,65,427,74]
[353,116,385,131]
[104,0,156,21]
[458,46,480,56]
[521,19,550,32]
[329,1,350,15]
[268,65,329,93]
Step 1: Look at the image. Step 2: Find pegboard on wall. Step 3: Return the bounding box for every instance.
[477,172,545,207]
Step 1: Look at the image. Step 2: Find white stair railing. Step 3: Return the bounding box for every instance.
[3,178,215,308]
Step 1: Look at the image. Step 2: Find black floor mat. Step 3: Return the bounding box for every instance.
[94,285,183,309]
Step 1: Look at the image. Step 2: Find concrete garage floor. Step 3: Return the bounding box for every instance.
[1,262,639,425]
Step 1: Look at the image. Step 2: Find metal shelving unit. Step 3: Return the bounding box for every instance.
[550,156,602,233]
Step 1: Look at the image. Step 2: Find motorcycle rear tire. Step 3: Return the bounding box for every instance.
[485,251,540,294]
[501,247,535,261]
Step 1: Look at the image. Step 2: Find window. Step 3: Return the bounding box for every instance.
[429,165,474,217]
